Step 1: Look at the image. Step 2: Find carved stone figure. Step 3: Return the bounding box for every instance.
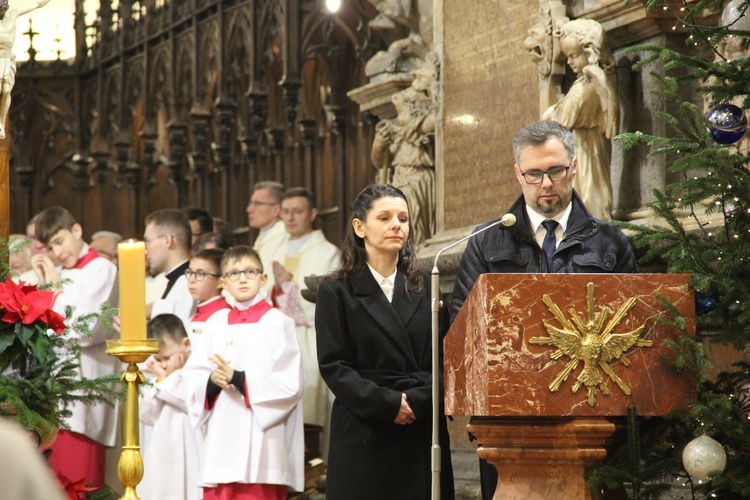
[0,0,51,139]
[543,18,618,221]
[371,52,439,246]
[365,0,433,82]
[525,0,568,112]
[524,6,554,79]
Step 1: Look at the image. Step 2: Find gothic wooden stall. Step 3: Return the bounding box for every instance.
[8,0,399,246]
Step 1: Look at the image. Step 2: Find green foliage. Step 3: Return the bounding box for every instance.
[0,238,123,442]
[86,486,118,500]
[0,300,123,440]
[586,407,683,499]
[591,1,750,496]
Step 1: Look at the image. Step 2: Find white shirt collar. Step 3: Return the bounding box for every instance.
[526,202,572,248]
[366,263,397,303]
[526,202,572,234]
[234,293,265,311]
[287,231,314,256]
[258,219,282,236]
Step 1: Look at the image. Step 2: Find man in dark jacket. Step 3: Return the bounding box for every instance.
[450,119,637,499]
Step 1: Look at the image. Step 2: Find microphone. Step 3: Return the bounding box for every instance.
[429,212,516,500]
[500,213,516,227]
[433,213,516,268]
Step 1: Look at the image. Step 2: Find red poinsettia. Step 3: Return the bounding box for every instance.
[0,247,121,449]
[0,277,66,334]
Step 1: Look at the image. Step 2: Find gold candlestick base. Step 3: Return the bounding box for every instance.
[107,338,159,500]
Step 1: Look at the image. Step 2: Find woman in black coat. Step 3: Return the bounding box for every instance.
[315,184,454,500]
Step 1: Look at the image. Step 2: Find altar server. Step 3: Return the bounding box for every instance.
[140,314,202,500]
[184,245,304,499]
[32,206,119,489]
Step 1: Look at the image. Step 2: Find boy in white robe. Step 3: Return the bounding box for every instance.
[140,314,202,500]
[183,246,305,499]
[31,206,119,489]
[186,248,231,342]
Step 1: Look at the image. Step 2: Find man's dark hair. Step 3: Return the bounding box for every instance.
[253,181,285,204]
[181,206,213,235]
[221,245,263,274]
[192,232,232,253]
[281,187,317,209]
[147,313,188,344]
[34,207,78,244]
[145,209,191,251]
[512,120,575,165]
[191,248,225,274]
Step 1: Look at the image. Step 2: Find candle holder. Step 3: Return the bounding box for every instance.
[106,338,159,500]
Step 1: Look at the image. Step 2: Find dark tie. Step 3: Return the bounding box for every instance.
[542,219,558,272]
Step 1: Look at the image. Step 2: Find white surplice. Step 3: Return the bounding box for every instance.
[139,370,203,500]
[54,245,120,446]
[183,299,305,492]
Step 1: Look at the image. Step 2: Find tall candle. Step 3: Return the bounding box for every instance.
[118,240,147,340]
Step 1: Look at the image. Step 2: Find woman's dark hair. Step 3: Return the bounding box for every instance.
[330,184,422,294]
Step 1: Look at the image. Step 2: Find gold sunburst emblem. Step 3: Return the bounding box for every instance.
[529,282,652,406]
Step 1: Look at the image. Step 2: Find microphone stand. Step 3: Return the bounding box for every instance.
[430,215,515,500]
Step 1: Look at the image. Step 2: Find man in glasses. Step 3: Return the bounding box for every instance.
[144,209,195,327]
[246,181,286,295]
[450,120,637,499]
[90,230,122,265]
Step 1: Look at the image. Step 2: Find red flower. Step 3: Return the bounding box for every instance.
[43,309,67,335]
[0,278,65,333]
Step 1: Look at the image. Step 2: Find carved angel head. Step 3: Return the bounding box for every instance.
[556,19,615,74]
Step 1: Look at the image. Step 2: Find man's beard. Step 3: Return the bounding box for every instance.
[535,196,562,215]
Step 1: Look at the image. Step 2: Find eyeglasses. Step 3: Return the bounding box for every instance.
[281,208,307,217]
[224,268,263,281]
[185,269,221,281]
[519,163,572,185]
[96,249,117,260]
[143,234,167,246]
[248,200,278,208]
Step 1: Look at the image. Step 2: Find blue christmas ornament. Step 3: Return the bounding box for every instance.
[695,290,719,315]
[706,103,748,144]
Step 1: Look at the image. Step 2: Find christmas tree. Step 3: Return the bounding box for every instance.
[586,0,750,497]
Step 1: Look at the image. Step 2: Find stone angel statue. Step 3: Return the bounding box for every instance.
[543,18,618,221]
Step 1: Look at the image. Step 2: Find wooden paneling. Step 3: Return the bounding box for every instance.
[8,0,391,249]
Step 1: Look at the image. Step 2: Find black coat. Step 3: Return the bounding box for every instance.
[315,267,454,500]
[451,190,638,322]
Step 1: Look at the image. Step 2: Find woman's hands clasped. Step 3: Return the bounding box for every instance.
[394,393,415,425]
